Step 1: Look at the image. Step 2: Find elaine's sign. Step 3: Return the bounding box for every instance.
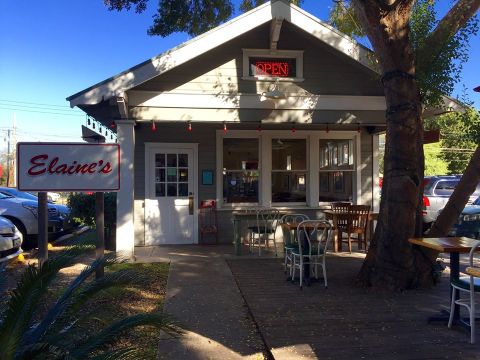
[17,143,120,191]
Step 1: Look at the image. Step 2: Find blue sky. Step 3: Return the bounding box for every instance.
[1,1,479,150]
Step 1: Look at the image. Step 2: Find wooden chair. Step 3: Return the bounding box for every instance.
[338,205,370,253]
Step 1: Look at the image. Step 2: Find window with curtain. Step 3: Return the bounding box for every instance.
[319,139,354,202]
[223,138,259,203]
[271,138,307,203]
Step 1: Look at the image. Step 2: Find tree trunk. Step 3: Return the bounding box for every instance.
[352,1,437,290]
[427,146,480,237]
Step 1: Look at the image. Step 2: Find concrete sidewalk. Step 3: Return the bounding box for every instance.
[135,245,271,360]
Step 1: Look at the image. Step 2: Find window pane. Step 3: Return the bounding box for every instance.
[319,171,353,202]
[223,139,259,170]
[319,139,354,170]
[272,172,306,202]
[167,168,177,182]
[272,139,306,170]
[167,183,177,197]
[179,183,188,196]
[178,154,188,167]
[155,168,165,182]
[223,171,259,203]
[167,154,177,167]
[179,169,188,182]
[155,153,165,167]
[155,183,165,197]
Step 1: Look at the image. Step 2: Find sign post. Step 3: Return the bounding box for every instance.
[17,143,120,266]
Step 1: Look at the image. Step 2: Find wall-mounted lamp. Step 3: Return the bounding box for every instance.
[263,79,286,100]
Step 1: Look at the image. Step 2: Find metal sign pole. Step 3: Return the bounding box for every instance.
[38,192,48,265]
[95,192,105,279]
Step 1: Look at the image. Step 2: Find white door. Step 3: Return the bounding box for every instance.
[145,144,197,245]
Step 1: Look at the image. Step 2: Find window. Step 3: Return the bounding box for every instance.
[223,138,259,203]
[319,140,355,202]
[242,49,304,81]
[154,153,189,197]
[272,139,307,203]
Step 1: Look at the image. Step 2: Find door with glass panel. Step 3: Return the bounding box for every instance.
[145,146,196,245]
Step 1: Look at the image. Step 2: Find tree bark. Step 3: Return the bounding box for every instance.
[352,0,435,290]
[427,146,480,237]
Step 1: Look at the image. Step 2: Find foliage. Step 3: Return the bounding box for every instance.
[425,107,480,174]
[105,0,302,37]
[68,193,117,228]
[0,239,181,360]
[331,0,478,108]
[424,143,449,175]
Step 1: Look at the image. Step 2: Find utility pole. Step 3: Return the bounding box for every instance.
[6,129,11,187]
[12,113,17,187]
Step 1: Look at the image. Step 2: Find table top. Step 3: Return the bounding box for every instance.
[408,237,480,253]
[323,209,379,221]
[281,222,333,230]
[466,266,480,277]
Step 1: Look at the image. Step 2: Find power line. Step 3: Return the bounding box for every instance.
[0,106,84,117]
[0,102,82,113]
[0,99,73,108]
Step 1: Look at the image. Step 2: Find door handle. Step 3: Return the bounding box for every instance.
[188,194,194,215]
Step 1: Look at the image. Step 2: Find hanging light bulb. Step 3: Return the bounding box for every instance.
[357,123,361,133]
[151,120,157,132]
[257,124,262,132]
[187,121,192,132]
[291,123,296,133]
[325,123,330,133]
[110,120,116,129]
[223,122,227,133]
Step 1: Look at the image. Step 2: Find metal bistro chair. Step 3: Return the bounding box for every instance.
[291,220,332,288]
[199,200,218,243]
[248,208,280,256]
[280,213,310,274]
[448,240,480,344]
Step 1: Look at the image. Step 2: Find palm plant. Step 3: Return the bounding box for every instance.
[0,241,181,359]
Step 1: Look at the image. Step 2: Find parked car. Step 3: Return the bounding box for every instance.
[0,215,23,265]
[0,187,73,232]
[422,175,480,229]
[0,192,64,249]
[449,197,480,239]
[47,192,61,203]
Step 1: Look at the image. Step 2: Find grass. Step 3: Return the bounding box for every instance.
[3,230,171,359]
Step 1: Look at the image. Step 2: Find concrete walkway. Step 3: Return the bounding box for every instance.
[135,245,272,360]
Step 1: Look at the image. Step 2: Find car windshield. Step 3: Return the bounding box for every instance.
[0,188,38,201]
[473,197,480,206]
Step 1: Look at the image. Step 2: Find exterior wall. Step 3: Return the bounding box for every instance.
[133,122,377,245]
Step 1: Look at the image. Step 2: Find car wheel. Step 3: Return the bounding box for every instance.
[7,218,32,250]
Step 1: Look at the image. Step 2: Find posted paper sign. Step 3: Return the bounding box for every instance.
[17,143,120,191]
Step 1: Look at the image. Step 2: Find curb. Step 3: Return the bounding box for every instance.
[52,226,90,246]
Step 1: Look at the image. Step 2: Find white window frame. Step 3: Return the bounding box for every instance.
[242,48,304,82]
[216,130,360,208]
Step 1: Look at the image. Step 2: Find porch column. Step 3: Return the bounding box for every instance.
[116,119,135,258]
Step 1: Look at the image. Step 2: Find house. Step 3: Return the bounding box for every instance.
[67,0,387,255]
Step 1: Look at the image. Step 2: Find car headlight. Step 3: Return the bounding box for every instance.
[463,214,480,222]
[22,203,38,218]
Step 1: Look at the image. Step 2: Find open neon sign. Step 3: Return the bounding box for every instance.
[249,57,296,77]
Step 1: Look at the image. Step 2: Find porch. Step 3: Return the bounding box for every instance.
[134,245,480,359]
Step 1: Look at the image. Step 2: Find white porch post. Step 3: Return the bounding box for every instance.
[116,119,135,258]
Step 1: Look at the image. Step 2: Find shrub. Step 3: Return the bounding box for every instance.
[67,192,117,228]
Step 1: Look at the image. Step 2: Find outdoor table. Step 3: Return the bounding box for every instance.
[232,209,285,256]
[408,236,480,328]
[324,210,378,252]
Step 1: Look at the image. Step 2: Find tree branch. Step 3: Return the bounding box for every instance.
[417,0,480,69]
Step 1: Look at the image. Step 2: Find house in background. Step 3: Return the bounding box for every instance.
[67,0,387,255]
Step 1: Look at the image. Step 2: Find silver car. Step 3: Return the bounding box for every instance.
[0,215,23,265]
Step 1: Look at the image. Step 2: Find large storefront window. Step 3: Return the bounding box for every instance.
[223,138,259,203]
[319,139,354,202]
[272,139,307,203]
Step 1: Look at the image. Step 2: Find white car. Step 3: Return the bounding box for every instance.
[0,215,23,265]
[47,192,61,203]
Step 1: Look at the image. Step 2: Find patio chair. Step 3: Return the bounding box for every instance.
[291,220,332,288]
[448,240,480,344]
[248,208,280,256]
[337,205,370,253]
[279,213,310,274]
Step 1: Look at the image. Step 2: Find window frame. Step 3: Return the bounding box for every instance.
[216,130,360,208]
